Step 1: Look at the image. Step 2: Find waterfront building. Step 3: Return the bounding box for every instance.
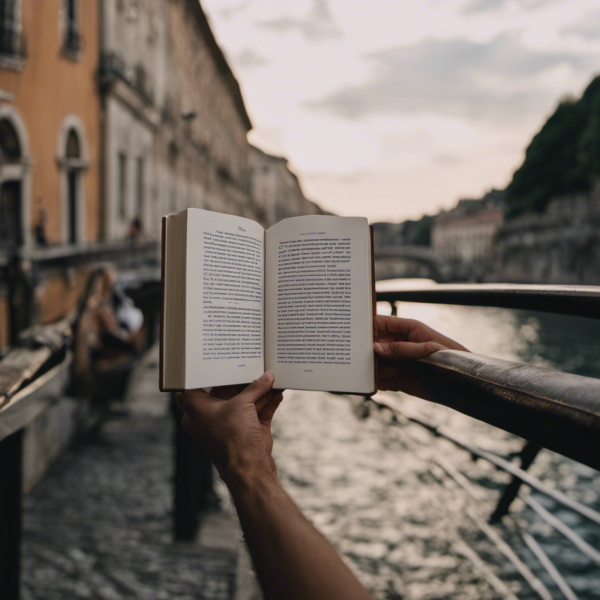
[0,0,101,349]
[99,0,168,240]
[432,199,504,265]
[151,0,254,234]
[249,145,325,227]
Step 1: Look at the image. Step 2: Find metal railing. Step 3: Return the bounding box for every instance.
[375,283,600,599]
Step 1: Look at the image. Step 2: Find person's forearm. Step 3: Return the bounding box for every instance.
[228,470,373,600]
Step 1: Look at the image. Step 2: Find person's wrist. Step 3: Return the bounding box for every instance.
[224,464,281,501]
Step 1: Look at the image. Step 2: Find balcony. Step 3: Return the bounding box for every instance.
[62,26,83,59]
[99,52,154,105]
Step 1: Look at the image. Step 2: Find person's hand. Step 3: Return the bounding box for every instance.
[374,315,468,398]
[175,373,284,486]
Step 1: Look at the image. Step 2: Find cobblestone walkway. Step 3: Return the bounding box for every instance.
[22,348,241,600]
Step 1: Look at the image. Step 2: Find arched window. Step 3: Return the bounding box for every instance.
[0,117,23,247]
[0,116,21,159]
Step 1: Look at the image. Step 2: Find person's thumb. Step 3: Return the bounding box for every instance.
[236,372,275,404]
[374,341,446,360]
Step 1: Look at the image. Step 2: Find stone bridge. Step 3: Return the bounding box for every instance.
[374,246,451,282]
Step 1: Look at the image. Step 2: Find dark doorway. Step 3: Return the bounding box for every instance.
[68,170,77,243]
[65,128,81,243]
[0,180,22,248]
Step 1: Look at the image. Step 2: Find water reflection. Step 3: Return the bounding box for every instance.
[265,279,600,599]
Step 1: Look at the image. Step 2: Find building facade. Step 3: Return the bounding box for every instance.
[432,200,504,264]
[99,0,168,240]
[249,145,325,227]
[153,0,254,231]
[0,0,101,348]
[0,0,329,351]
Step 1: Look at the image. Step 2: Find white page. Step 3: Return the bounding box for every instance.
[265,216,374,393]
[185,209,265,388]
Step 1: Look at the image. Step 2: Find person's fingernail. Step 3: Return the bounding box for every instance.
[255,371,274,383]
[374,343,384,353]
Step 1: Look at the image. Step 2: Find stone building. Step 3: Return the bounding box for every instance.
[0,0,329,351]
[497,183,600,284]
[432,199,504,265]
[99,0,168,240]
[100,0,326,239]
[249,145,325,227]
[152,0,254,234]
[0,0,102,348]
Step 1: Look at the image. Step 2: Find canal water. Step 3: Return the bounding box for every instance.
[265,280,600,600]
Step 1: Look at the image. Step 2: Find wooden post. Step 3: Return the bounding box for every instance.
[0,429,24,600]
[172,394,215,541]
[490,441,540,523]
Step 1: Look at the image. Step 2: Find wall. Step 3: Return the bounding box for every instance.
[0,0,101,245]
[249,145,325,227]
[149,0,253,232]
[497,182,600,284]
[100,0,167,240]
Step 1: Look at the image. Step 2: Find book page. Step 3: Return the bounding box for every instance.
[265,216,374,393]
[185,209,265,388]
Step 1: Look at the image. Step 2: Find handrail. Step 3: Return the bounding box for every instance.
[369,397,600,597]
[406,350,600,470]
[0,319,72,414]
[376,283,600,319]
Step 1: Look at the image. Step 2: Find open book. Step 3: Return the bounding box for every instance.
[160,209,376,394]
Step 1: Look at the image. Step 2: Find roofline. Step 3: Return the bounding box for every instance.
[249,143,288,164]
[190,0,252,132]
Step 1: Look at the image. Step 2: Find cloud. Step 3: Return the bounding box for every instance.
[433,154,464,166]
[462,0,505,14]
[562,12,600,40]
[216,1,250,20]
[462,0,558,13]
[259,0,341,41]
[308,34,592,122]
[235,49,268,69]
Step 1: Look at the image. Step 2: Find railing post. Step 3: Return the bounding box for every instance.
[490,441,540,523]
[172,393,215,541]
[0,428,24,600]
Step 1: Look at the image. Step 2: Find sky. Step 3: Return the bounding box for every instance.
[201,0,600,223]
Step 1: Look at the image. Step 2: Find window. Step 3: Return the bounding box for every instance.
[0,116,21,159]
[136,157,144,218]
[0,0,23,58]
[63,0,80,54]
[65,129,81,244]
[118,152,127,220]
[0,117,23,248]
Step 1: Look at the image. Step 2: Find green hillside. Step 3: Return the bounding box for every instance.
[505,75,600,215]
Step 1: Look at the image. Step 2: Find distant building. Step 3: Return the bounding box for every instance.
[249,145,325,227]
[432,199,504,265]
[0,0,102,348]
[150,0,254,232]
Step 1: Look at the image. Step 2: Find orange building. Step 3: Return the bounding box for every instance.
[0,0,101,348]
